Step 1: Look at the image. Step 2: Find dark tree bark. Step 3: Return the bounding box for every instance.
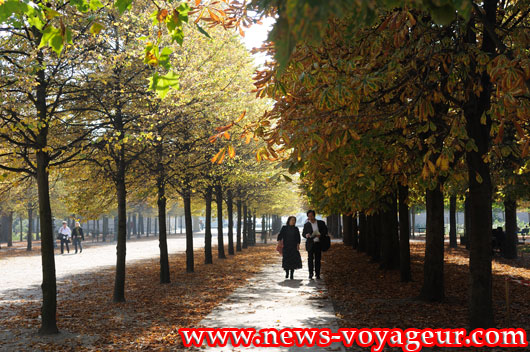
[419,185,445,302]
[251,211,257,246]
[127,214,131,240]
[102,216,108,242]
[262,215,266,243]
[157,177,170,283]
[36,216,40,241]
[236,199,242,251]
[352,212,359,249]
[358,212,367,252]
[410,206,416,238]
[19,216,23,241]
[449,196,457,248]
[242,203,248,249]
[503,198,518,259]
[380,195,399,270]
[398,184,412,282]
[27,208,33,251]
[463,195,471,249]
[7,212,13,247]
[215,185,226,258]
[36,146,58,334]
[226,190,234,255]
[133,213,138,239]
[463,1,496,327]
[184,190,194,272]
[113,164,127,303]
[204,186,213,264]
[342,214,353,246]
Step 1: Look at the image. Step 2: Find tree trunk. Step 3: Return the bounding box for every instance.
[358,212,367,252]
[113,151,127,302]
[102,216,108,242]
[184,190,194,272]
[380,195,399,270]
[398,184,411,282]
[133,213,138,239]
[157,178,170,283]
[503,198,517,259]
[27,208,33,251]
[227,190,234,255]
[19,216,23,241]
[411,206,415,238]
[242,203,248,249]
[236,199,242,251]
[36,216,40,241]
[449,196,457,248]
[419,185,445,302]
[252,212,257,246]
[352,212,359,249]
[215,185,226,258]
[463,1,496,328]
[7,212,13,247]
[342,214,353,246]
[204,187,213,264]
[36,147,58,334]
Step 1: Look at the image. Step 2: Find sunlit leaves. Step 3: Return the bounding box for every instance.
[114,0,133,14]
[148,71,179,99]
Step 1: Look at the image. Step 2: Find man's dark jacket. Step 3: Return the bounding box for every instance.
[302,220,328,251]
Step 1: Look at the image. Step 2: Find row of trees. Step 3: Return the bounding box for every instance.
[0,0,301,335]
[251,0,529,329]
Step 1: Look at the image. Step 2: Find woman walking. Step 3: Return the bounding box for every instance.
[277,216,302,279]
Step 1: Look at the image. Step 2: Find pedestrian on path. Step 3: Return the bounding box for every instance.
[58,221,71,254]
[277,216,302,280]
[72,221,84,254]
[302,210,328,280]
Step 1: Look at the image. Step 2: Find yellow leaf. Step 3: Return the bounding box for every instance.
[427,160,436,173]
[228,145,235,158]
[235,111,246,123]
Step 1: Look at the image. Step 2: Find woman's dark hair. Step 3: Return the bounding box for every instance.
[306,210,316,216]
[286,216,297,225]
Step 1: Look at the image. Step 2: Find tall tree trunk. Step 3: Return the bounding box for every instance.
[7,212,13,247]
[184,190,194,272]
[419,184,445,302]
[236,199,242,251]
[27,208,33,251]
[204,187,213,264]
[36,152,58,333]
[352,212,359,249]
[19,216,23,241]
[215,185,226,258]
[133,213,138,239]
[102,216,108,242]
[380,195,399,270]
[227,190,234,255]
[342,214,353,246]
[464,194,471,249]
[503,198,517,259]
[449,196,457,248]
[252,211,257,246]
[398,184,411,282]
[358,212,367,252]
[242,203,248,249]
[36,216,40,241]
[113,140,127,303]
[157,178,170,283]
[127,214,131,240]
[410,206,415,238]
[262,215,266,243]
[463,1,496,327]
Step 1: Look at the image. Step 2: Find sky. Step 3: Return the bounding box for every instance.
[240,16,276,67]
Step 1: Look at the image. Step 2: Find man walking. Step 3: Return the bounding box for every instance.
[72,221,84,254]
[58,221,71,254]
[302,210,328,280]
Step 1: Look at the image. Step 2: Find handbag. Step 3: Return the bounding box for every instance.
[276,239,283,256]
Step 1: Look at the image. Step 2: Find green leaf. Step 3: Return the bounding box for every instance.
[90,22,104,36]
[159,47,172,70]
[149,71,179,98]
[196,23,211,39]
[89,0,104,11]
[177,2,190,22]
[171,28,184,45]
[114,0,133,14]
[70,0,90,12]
[50,31,64,55]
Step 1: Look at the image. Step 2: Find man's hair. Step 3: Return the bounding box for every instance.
[62,221,67,224]
[306,210,316,216]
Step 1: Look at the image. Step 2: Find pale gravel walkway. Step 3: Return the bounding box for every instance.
[193,251,346,352]
[0,231,227,300]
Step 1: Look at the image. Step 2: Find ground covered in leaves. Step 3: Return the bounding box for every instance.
[323,242,530,351]
[0,244,276,351]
